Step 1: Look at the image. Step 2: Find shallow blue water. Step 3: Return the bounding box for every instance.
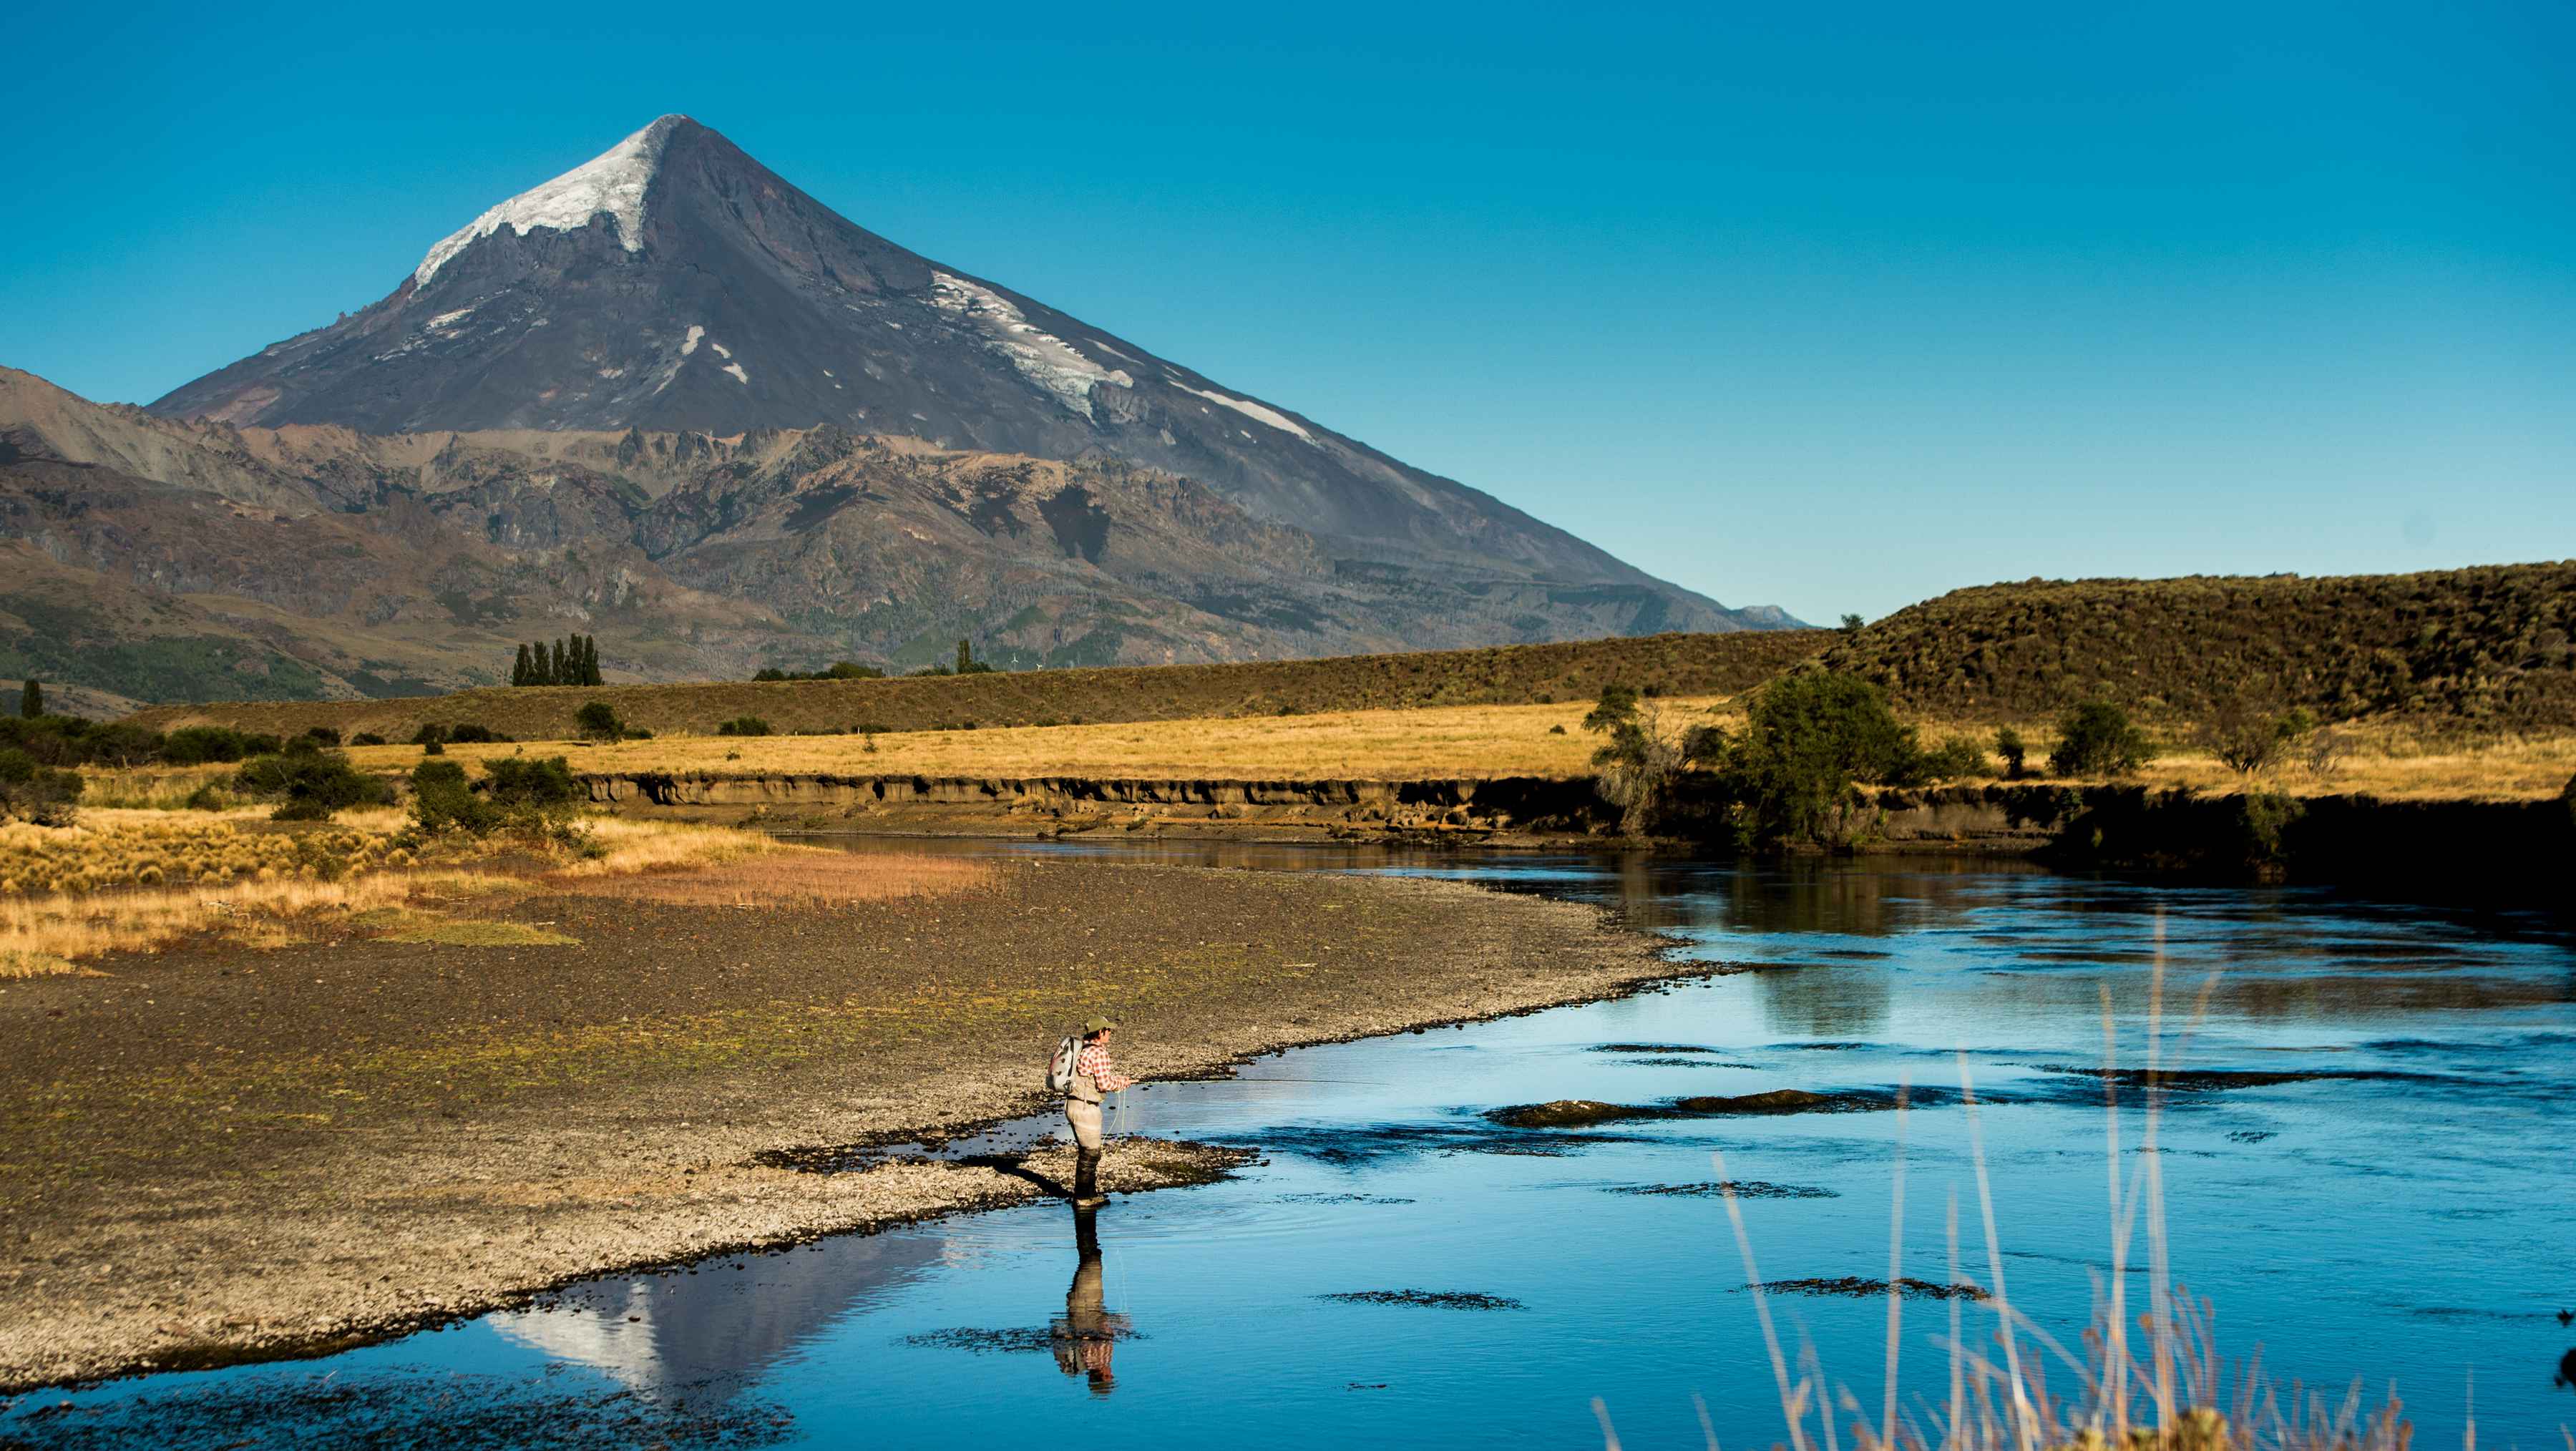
[6,846,2570,1448]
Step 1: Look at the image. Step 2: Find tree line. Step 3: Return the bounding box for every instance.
[513,637,603,687]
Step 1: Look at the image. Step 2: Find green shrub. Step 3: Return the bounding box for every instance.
[716,716,773,737]
[1719,672,1920,847]
[408,759,495,835]
[0,748,84,826]
[2049,701,2154,777]
[1581,684,1639,734]
[1994,728,2028,780]
[2197,695,2320,776]
[575,701,625,741]
[162,726,278,766]
[1915,736,1991,781]
[350,733,387,747]
[753,662,887,682]
[232,748,394,821]
[182,783,233,811]
[2233,791,2306,866]
[301,726,343,748]
[1679,721,1728,764]
[421,738,446,756]
[409,756,584,836]
[411,721,512,745]
[484,756,582,808]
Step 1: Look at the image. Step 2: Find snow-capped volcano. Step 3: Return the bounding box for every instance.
[412,116,680,286]
[150,116,1789,637]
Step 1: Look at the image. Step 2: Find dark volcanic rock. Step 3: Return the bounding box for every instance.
[1485,1099,1662,1129]
[1487,1088,1902,1128]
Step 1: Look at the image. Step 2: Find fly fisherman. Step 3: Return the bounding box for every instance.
[1063,1017,1133,1208]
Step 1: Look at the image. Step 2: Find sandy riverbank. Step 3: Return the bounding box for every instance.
[0,859,1700,1392]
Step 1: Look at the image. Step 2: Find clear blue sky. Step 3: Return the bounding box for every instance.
[4,1,2569,623]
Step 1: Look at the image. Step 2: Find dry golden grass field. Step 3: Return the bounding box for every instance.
[280,695,2576,800]
[0,811,989,979]
[124,630,1829,741]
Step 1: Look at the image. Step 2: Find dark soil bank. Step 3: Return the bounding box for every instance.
[0,861,1687,1391]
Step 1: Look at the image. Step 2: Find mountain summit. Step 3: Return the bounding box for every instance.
[150,116,1785,636]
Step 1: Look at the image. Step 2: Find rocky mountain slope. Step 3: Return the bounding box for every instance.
[3,363,1786,706]
[145,115,1789,650]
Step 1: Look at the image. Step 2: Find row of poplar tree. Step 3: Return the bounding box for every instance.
[512,635,604,687]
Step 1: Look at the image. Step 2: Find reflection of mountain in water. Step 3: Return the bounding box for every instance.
[489,1226,950,1401]
[1752,959,1894,1038]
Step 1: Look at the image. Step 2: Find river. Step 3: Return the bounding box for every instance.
[5,842,2570,1448]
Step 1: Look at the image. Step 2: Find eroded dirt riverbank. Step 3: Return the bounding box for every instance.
[0,859,1694,1392]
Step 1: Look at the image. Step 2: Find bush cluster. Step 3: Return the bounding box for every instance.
[2196,698,2318,776]
[231,742,398,821]
[408,756,587,842]
[716,716,773,737]
[0,749,85,826]
[753,662,887,681]
[410,723,512,748]
[2049,701,2155,777]
[0,715,281,770]
[1713,673,1924,846]
[1589,673,2007,849]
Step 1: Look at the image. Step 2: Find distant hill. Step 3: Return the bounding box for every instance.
[1819,565,2576,731]
[1,364,1799,710]
[124,630,1830,741]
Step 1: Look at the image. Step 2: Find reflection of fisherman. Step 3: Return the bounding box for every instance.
[1063,1017,1133,1209]
[1050,1203,1131,1394]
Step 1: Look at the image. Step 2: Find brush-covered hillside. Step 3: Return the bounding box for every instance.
[1820,565,2576,731]
[123,630,1830,741]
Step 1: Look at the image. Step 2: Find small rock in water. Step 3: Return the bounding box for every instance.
[1752,1276,1987,1301]
[1484,1100,1660,1128]
[1608,1181,1838,1199]
[1319,1289,1526,1311]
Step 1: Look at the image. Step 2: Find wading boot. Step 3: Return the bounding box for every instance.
[1073,1148,1106,1208]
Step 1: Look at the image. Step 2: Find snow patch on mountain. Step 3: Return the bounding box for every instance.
[927,272,1132,419]
[681,326,705,356]
[722,363,749,385]
[412,117,685,286]
[1174,383,1312,442]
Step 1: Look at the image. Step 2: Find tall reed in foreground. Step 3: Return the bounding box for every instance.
[1609,917,2426,1451]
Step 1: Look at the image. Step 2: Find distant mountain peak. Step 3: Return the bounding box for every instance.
[411,114,695,287]
[148,116,1804,639]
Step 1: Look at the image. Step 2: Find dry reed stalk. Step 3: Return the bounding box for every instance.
[1687,907,2431,1451]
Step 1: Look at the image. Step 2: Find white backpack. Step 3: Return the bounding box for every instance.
[1045,1033,1083,1093]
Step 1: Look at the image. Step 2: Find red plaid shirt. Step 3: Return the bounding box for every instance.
[1075,1042,1132,1092]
